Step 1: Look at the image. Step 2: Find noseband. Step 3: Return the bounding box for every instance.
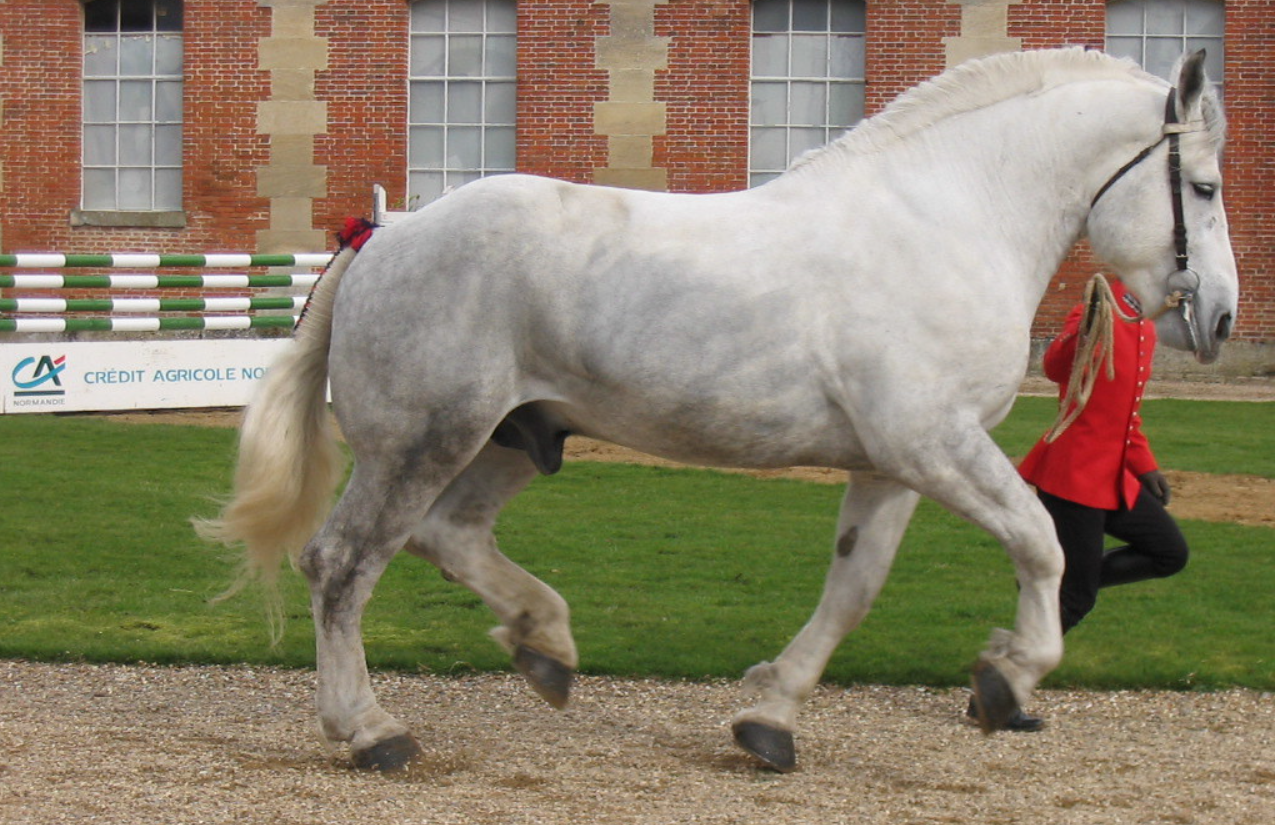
[1090,88,1201,346]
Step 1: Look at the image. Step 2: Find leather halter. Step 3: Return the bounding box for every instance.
[1090,89,1191,274]
[1090,88,1203,348]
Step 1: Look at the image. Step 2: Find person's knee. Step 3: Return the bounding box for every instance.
[1156,543,1189,577]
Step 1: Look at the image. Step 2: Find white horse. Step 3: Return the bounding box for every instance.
[199,48,1236,772]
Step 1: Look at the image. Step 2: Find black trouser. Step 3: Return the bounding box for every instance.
[1037,488,1189,633]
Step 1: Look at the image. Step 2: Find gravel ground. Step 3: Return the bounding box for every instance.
[1,661,1272,825]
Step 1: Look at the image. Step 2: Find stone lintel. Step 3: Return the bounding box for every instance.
[944,35,1022,67]
[608,69,655,103]
[594,167,668,191]
[256,165,328,198]
[259,37,328,71]
[257,100,327,135]
[594,102,666,136]
[595,36,669,72]
[256,227,327,254]
[607,135,654,169]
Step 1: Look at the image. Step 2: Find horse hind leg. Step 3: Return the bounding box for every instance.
[299,449,477,772]
[732,471,920,771]
[405,441,578,709]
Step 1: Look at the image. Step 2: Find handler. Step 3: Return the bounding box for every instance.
[971,275,1190,732]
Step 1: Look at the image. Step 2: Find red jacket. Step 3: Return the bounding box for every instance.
[1018,279,1159,510]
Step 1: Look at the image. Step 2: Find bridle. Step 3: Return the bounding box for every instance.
[1090,87,1203,348]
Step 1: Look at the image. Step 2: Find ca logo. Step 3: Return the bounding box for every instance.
[12,355,67,395]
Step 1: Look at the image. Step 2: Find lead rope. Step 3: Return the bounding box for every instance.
[1044,274,1124,442]
[1044,274,1190,443]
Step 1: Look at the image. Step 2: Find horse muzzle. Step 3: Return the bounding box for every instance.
[1183,303,1234,365]
[1194,309,1233,365]
[1152,287,1232,365]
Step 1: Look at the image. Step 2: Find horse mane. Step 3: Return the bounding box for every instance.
[791,48,1221,170]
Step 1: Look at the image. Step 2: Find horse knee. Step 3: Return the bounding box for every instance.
[1014,542,1064,589]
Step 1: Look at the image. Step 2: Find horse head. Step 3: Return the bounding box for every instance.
[1086,50,1237,364]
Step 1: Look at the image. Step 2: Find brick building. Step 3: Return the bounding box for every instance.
[0,0,1270,370]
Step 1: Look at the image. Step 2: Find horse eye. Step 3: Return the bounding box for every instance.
[1192,182,1217,200]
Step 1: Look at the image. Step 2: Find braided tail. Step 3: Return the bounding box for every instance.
[193,243,359,640]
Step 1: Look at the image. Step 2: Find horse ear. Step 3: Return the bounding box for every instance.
[1174,49,1209,115]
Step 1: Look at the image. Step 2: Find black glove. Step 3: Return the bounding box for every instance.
[1139,470,1171,505]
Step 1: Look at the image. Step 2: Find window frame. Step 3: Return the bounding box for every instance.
[407,0,517,208]
[749,0,866,188]
[1105,0,1224,95]
[74,0,185,227]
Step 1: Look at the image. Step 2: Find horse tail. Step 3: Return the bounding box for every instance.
[194,245,358,637]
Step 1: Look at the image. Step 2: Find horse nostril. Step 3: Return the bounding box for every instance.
[1216,313,1233,341]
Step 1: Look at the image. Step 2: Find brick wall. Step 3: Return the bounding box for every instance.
[314,0,409,232]
[0,2,83,252]
[181,0,271,252]
[865,0,960,115]
[0,0,272,256]
[517,0,610,183]
[654,0,750,192]
[1221,0,1275,344]
[0,0,1269,346]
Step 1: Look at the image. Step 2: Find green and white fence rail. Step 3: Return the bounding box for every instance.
[1,251,332,413]
[0,253,330,333]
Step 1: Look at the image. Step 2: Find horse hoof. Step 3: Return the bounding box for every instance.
[352,733,423,772]
[971,659,1020,735]
[514,644,573,709]
[733,720,797,772]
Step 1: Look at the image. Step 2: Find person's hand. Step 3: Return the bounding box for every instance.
[1083,285,1102,336]
[1139,470,1171,505]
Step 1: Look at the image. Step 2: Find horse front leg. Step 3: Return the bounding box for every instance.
[732,472,920,771]
[897,428,1066,734]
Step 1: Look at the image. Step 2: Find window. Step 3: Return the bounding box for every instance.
[408,0,516,207]
[82,0,183,212]
[1106,0,1224,93]
[750,0,865,187]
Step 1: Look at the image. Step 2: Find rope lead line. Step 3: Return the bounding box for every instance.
[1043,273,1193,443]
[1044,274,1132,443]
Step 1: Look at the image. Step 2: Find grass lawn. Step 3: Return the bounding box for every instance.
[0,400,1270,690]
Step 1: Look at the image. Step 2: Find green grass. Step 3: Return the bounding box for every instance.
[0,404,1270,691]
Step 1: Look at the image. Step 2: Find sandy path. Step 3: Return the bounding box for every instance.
[2,661,1272,825]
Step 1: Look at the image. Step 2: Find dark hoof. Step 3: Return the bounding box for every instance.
[971,659,1021,735]
[966,698,1045,732]
[352,733,423,772]
[733,720,797,772]
[514,644,573,709]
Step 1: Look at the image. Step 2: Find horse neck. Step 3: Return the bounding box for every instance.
[793,78,1167,308]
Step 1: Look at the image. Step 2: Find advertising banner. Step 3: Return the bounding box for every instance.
[1,339,292,413]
